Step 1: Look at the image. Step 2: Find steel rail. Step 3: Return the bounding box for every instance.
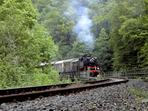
[0,79,109,96]
[0,78,128,104]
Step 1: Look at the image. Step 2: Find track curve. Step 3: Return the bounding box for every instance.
[0,78,128,104]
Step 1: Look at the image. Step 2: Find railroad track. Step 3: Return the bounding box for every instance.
[0,78,128,104]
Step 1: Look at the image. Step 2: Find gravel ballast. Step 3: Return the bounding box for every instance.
[0,80,148,111]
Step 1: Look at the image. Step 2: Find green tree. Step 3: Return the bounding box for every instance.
[118,18,147,68]
[90,0,148,70]
[0,0,37,87]
[139,0,148,67]
[67,40,88,58]
[32,0,75,59]
[93,28,112,71]
[0,0,59,88]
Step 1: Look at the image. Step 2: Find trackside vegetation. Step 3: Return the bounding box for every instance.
[0,0,59,88]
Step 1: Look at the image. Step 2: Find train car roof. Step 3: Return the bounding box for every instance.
[51,58,79,64]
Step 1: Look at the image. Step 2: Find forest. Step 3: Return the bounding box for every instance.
[0,0,148,88]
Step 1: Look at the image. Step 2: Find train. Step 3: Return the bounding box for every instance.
[51,54,100,80]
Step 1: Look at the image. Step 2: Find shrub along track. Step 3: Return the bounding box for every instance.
[0,78,128,104]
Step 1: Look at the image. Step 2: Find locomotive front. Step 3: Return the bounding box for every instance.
[79,54,100,78]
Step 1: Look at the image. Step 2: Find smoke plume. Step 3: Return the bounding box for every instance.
[65,0,94,50]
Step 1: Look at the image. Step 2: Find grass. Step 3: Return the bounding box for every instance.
[129,88,148,102]
[142,77,148,82]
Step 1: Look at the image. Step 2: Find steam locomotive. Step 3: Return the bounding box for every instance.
[51,55,100,80]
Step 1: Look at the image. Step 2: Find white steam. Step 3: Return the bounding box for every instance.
[65,0,94,49]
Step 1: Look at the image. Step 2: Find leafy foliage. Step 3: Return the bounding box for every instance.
[0,0,59,88]
[33,0,75,59]
[93,28,113,71]
[67,40,89,58]
[91,0,148,70]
